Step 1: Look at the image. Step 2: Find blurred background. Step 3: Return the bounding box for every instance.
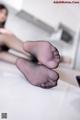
[0,0,80,86]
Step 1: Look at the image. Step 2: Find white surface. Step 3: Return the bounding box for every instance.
[2,0,23,10]
[6,13,49,41]
[22,0,80,31]
[0,62,80,120]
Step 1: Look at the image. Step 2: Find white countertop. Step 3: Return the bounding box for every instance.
[0,62,80,120]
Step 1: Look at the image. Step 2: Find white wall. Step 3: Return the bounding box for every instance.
[22,0,80,31]
[75,40,80,70]
[0,0,23,10]
[6,13,50,41]
[1,0,80,38]
[1,0,80,31]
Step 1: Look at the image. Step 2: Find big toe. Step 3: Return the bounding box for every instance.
[39,70,59,89]
[44,60,59,69]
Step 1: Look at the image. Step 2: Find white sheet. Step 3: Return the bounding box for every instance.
[0,62,80,120]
